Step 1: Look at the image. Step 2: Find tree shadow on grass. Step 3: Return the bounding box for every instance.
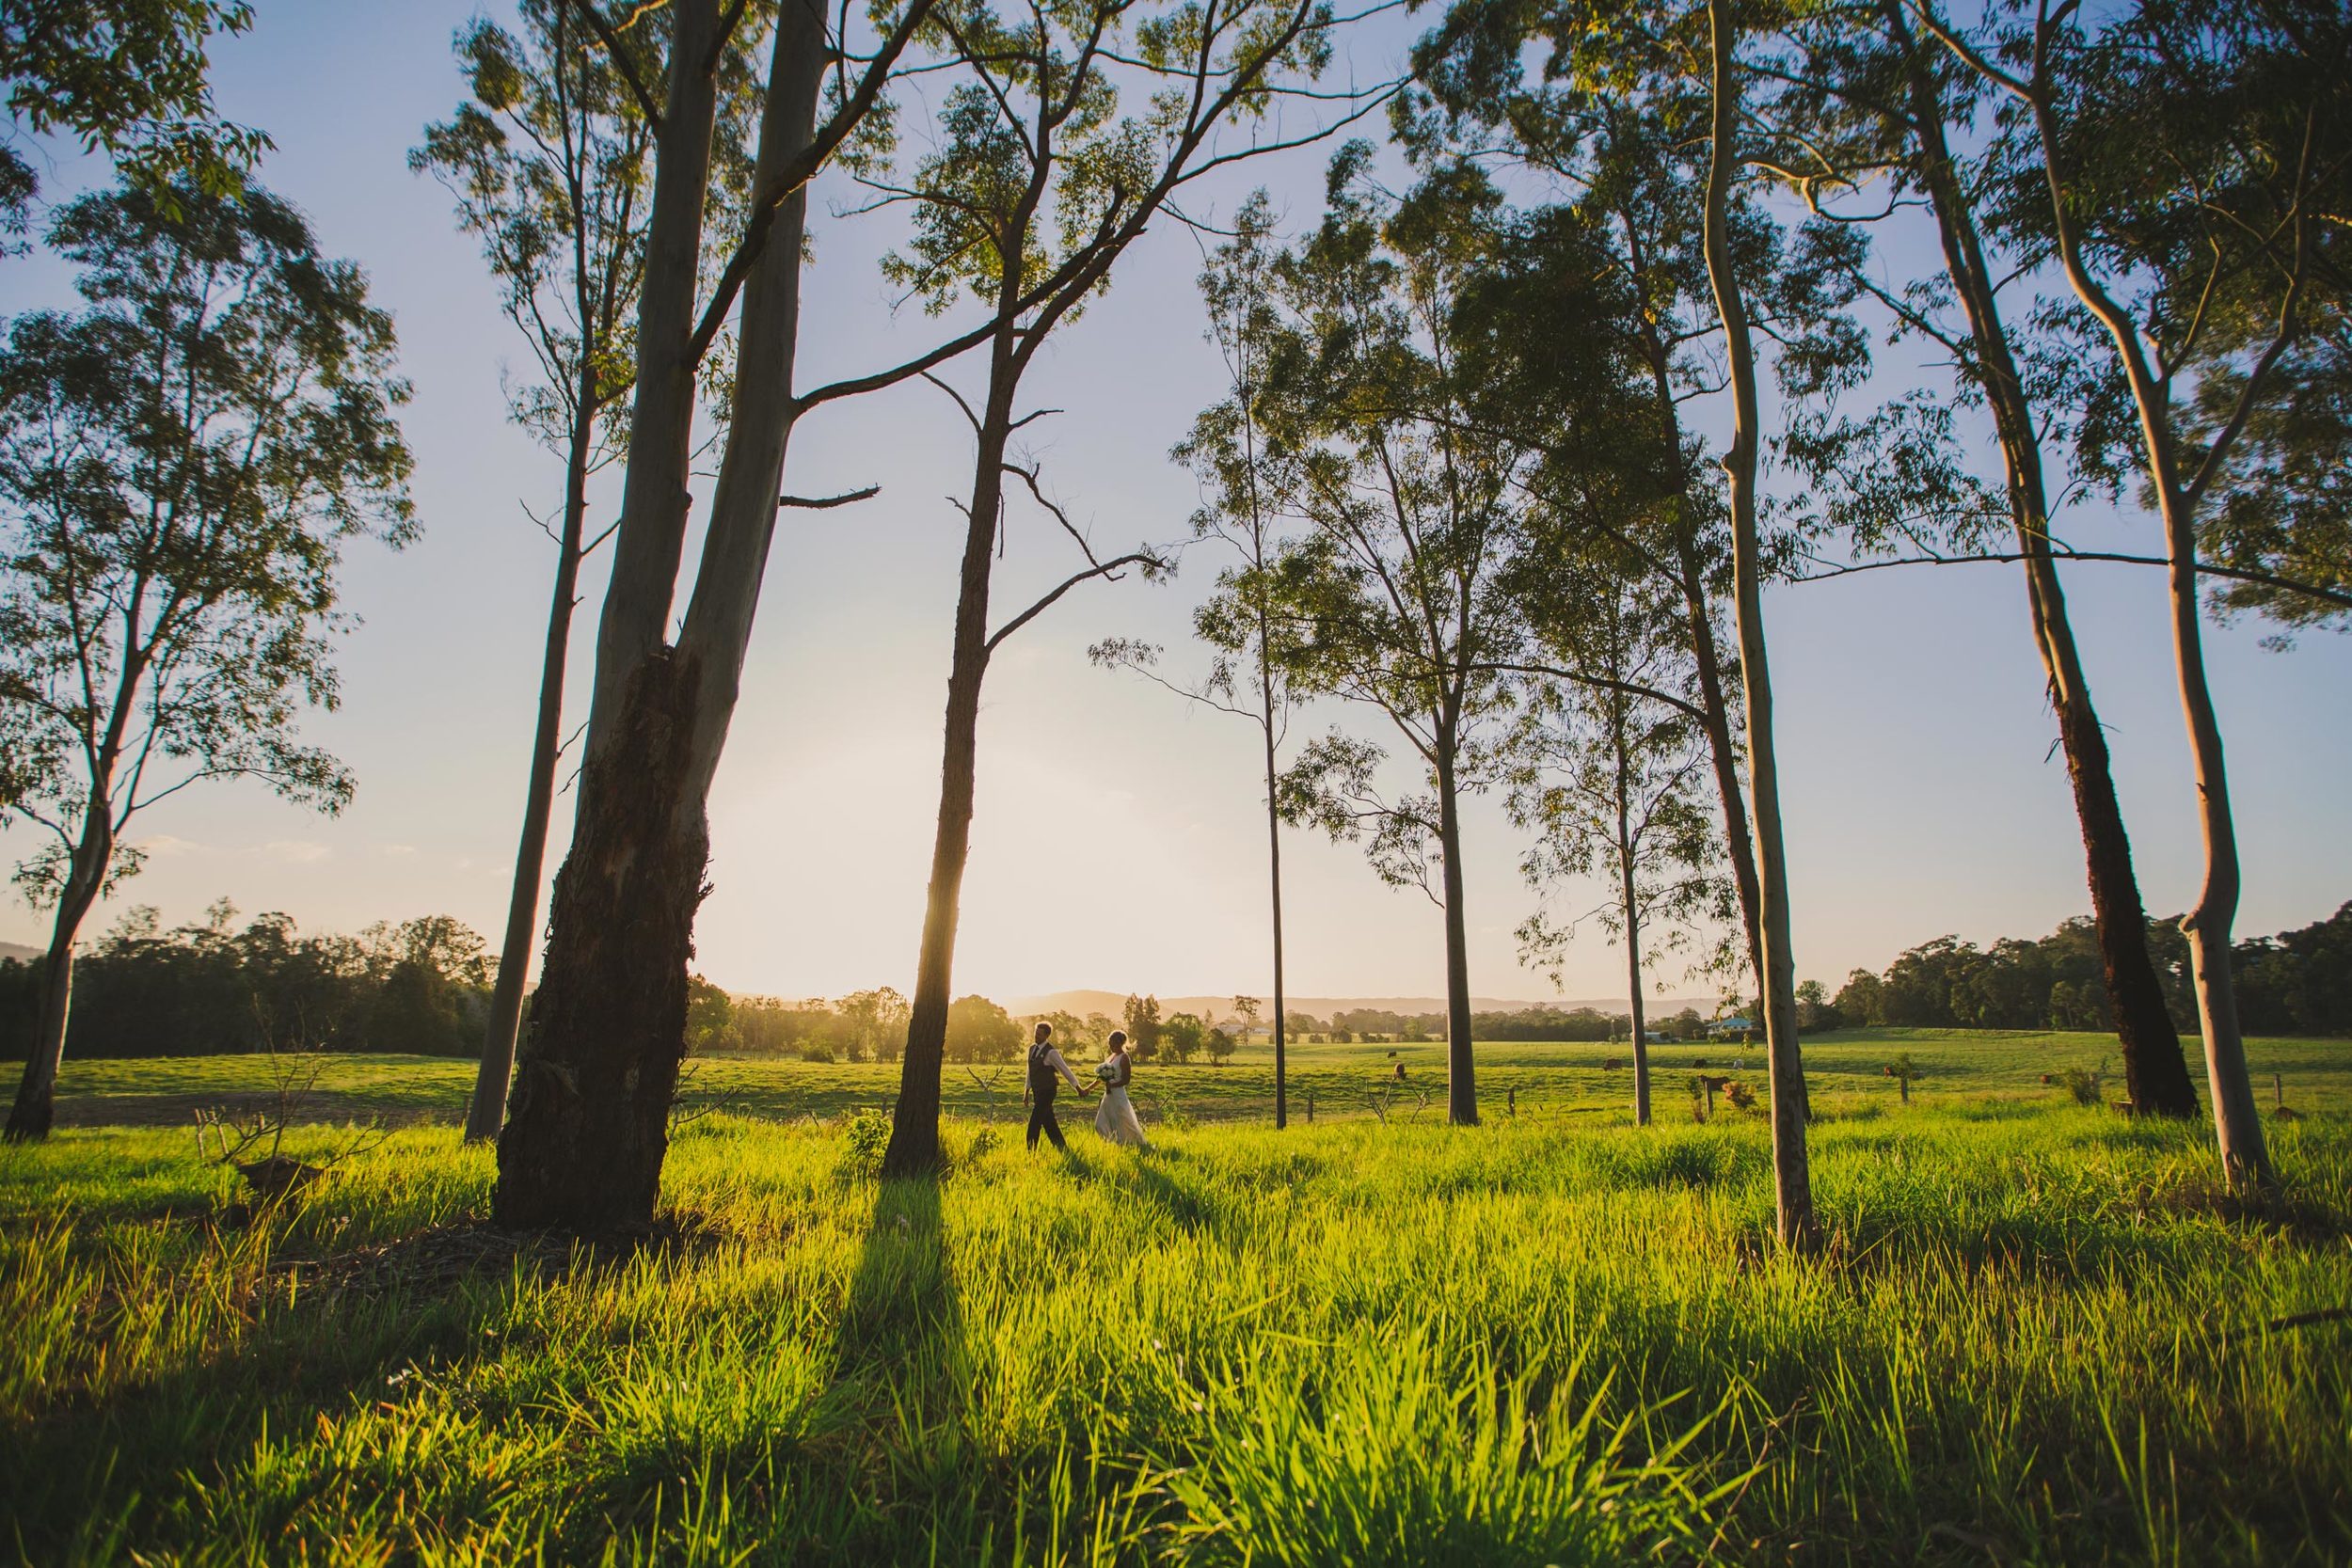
[800,1173,1057,1561]
[6,1190,803,1563]
[1111,1146,1224,1237]
[1050,1139,1108,1184]
[3,1226,571,1560]
[833,1175,954,1376]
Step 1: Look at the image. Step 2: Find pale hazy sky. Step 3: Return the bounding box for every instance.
[2,2,2346,1009]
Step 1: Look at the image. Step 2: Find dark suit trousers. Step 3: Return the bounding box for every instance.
[1026,1087,1068,1151]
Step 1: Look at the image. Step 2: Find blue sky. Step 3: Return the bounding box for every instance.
[1,1,2345,1007]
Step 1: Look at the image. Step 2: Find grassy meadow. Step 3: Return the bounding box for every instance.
[2,1032,2348,1564]
[38,1025,2352,1130]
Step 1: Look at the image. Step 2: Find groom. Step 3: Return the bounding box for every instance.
[1025,1021,1087,1152]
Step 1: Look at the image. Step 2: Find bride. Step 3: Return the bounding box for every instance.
[1093,1030,1151,1149]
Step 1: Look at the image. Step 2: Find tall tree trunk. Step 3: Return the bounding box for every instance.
[2048,647,2198,1114]
[2019,74,2274,1186]
[579,0,721,760]
[1612,681,1650,1125]
[491,652,707,1228]
[494,0,825,1228]
[468,395,596,1144]
[4,820,107,1142]
[882,334,1020,1179]
[2162,496,2270,1184]
[1263,701,1288,1130]
[1434,730,1478,1125]
[1896,27,2196,1118]
[1633,333,1765,991]
[672,0,826,812]
[1704,0,1813,1247]
[1619,826,1650,1126]
[1674,538,1763,984]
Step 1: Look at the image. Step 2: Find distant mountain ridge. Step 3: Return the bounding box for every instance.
[0,942,38,967]
[1008,989,1714,1021]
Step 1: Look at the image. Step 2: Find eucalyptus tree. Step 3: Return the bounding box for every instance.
[1406,3,1863,1008]
[1509,552,1725,1127]
[874,0,1385,1178]
[413,1,666,1144]
[1094,193,1303,1128]
[1441,192,1756,1051]
[1763,2,2201,1117]
[0,0,264,238]
[0,183,414,1141]
[1927,0,2350,1188]
[1213,158,1549,1125]
[1453,192,1739,1125]
[502,0,1337,1221]
[1406,0,1825,1226]
[494,0,945,1229]
[2175,14,2352,642]
[2193,327,2352,636]
[1698,0,1815,1243]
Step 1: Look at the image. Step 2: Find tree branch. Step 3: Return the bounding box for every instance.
[1470,660,1710,725]
[685,0,943,364]
[778,484,881,509]
[564,0,665,130]
[985,550,1163,652]
[1791,548,2352,611]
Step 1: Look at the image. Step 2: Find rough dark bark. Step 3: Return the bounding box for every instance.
[492,652,707,1228]
[469,392,596,1145]
[1434,732,1478,1125]
[1705,0,1813,1248]
[1984,12,2280,1186]
[2055,673,2198,1113]
[1895,22,2196,1119]
[492,0,826,1226]
[490,0,719,1225]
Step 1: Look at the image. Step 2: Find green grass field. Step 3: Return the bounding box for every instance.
[4,1033,2349,1564]
[36,1026,2352,1131]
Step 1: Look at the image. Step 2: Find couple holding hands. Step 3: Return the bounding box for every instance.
[1025,1021,1150,1152]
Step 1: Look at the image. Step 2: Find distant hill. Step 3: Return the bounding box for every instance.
[0,941,38,967]
[1008,989,1713,1022]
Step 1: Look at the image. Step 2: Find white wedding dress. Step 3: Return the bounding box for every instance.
[1094,1055,1151,1148]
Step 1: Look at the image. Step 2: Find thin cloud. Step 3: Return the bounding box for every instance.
[134,834,209,859]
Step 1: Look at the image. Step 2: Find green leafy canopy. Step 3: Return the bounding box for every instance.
[0,182,413,904]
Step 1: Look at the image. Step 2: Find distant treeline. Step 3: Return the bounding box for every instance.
[687,981,940,1062]
[0,906,1664,1063]
[1828,903,2352,1037]
[0,903,494,1060]
[10,897,2344,1063]
[1279,1006,1636,1043]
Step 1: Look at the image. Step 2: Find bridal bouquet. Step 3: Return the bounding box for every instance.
[1094,1060,1120,1082]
